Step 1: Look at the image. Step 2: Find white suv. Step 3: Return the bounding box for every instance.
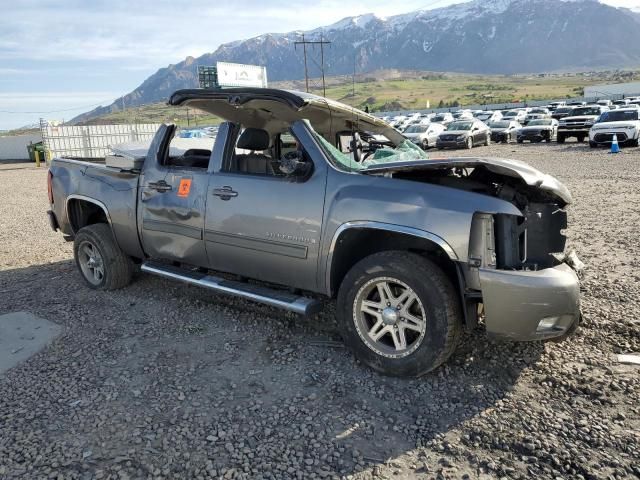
[589,108,640,148]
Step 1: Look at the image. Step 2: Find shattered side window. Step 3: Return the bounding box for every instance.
[313,132,363,171]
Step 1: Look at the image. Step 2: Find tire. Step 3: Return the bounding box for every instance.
[589,141,598,148]
[577,135,585,143]
[465,137,473,149]
[484,135,491,146]
[630,138,639,147]
[557,134,565,144]
[517,138,523,144]
[421,139,429,150]
[337,251,462,377]
[73,223,133,290]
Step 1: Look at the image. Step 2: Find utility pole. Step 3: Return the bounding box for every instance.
[294,34,310,93]
[294,34,331,95]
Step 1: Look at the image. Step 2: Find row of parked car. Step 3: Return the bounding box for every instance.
[381,96,640,149]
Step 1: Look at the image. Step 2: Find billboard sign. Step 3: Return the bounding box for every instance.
[216,62,268,88]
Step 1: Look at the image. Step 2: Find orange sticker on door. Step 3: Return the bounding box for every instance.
[177,178,192,197]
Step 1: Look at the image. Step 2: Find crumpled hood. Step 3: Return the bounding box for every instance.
[363,156,572,205]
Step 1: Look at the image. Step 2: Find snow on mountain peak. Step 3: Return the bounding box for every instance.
[319,13,385,32]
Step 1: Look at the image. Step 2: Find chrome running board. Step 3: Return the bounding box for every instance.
[141,261,323,316]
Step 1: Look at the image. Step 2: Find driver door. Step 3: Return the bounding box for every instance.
[203,121,328,292]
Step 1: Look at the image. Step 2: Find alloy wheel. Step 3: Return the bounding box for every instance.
[352,277,427,358]
[77,240,105,286]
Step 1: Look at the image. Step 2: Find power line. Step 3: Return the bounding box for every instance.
[0,97,119,115]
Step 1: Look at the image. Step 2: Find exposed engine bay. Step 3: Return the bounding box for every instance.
[378,162,569,270]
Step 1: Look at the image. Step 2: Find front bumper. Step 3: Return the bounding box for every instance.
[479,263,581,341]
[558,127,590,136]
[591,131,636,144]
[518,131,551,142]
[491,132,510,142]
[436,137,467,148]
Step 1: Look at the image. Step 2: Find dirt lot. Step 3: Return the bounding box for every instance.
[0,142,639,480]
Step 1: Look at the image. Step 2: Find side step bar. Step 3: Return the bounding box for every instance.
[141,261,323,316]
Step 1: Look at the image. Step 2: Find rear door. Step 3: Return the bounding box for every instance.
[138,125,216,266]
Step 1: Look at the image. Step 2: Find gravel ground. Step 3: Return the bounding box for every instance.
[0,141,639,480]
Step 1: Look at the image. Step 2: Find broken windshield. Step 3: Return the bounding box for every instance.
[312,130,428,172]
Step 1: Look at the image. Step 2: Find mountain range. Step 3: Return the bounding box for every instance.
[72,0,640,123]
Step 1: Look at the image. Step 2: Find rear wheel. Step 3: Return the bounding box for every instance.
[557,133,565,144]
[74,223,134,290]
[337,251,462,377]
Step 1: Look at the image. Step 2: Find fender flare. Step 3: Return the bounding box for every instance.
[65,194,113,234]
[325,221,458,295]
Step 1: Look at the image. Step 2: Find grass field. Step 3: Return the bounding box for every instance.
[75,69,640,127]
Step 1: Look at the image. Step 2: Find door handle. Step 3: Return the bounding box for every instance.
[212,186,238,200]
[148,180,172,192]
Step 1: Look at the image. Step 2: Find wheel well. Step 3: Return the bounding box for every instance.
[329,229,459,298]
[67,199,109,233]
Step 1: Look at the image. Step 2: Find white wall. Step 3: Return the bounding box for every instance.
[0,134,42,160]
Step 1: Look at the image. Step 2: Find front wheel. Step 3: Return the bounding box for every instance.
[74,223,134,290]
[466,137,473,149]
[484,135,491,146]
[421,139,429,150]
[557,134,565,144]
[337,251,462,377]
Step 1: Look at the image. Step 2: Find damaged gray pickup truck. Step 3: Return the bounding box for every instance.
[47,88,581,377]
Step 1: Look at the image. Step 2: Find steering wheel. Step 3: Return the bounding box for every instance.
[350,132,363,163]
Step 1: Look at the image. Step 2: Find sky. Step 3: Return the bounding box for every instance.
[1,0,639,130]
